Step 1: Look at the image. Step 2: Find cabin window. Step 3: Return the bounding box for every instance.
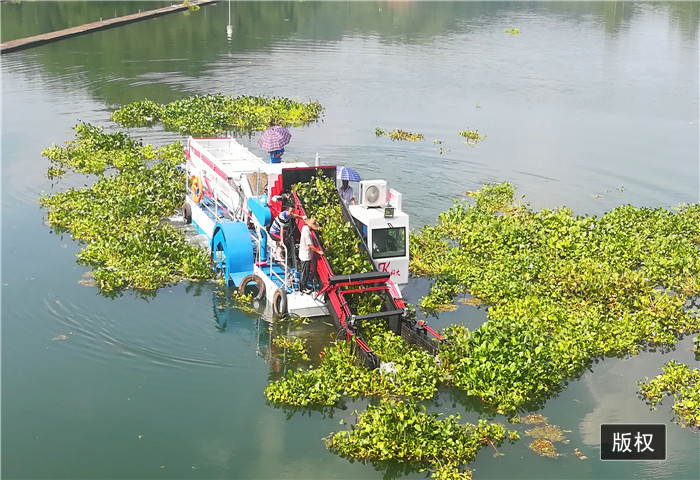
[371,227,406,259]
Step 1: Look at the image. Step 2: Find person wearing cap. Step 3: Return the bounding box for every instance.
[298,217,323,294]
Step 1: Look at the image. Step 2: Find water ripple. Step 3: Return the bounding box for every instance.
[34,289,257,371]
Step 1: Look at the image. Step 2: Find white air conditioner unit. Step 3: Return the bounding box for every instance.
[359,180,388,208]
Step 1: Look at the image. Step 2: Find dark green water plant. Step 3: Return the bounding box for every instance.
[410,182,700,414]
[40,123,212,294]
[111,94,324,136]
[638,361,699,429]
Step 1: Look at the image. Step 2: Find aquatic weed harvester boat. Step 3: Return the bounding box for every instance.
[183,137,446,367]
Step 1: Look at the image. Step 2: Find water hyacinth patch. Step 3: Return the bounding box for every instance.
[40,124,213,294]
[43,123,153,178]
[111,94,324,136]
[459,129,486,144]
[40,104,700,476]
[264,324,442,407]
[325,399,519,480]
[271,335,311,363]
[410,182,700,414]
[638,361,700,429]
[375,127,425,142]
[529,439,560,458]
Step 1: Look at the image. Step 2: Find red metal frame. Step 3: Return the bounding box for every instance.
[290,177,445,361]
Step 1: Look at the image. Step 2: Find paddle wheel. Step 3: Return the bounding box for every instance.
[211,222,255,285]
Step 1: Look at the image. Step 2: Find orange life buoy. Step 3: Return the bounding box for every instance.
[191,176,203,203]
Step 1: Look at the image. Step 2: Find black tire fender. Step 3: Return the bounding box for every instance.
[272,288,288,316]
[238,274,265,301]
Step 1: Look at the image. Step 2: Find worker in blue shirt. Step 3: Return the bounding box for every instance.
[269,204,300,267]
[270,148,284,163]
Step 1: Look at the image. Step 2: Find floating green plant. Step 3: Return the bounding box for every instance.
[42,104,700,477]
[40,123,213,295]
[214,289,258,316]
[525,424,568,443]
[529,439,560,458]
[505,27,520,35]
[265,323,442,406]
[181,0,200,11]
[638,361,700,429]
[521,413,548,424]
[43,123,153,178]
[459,129,486,144]
[112,94,324,136]
[375,127,424,142]
[410,182,700,414]
[325,399,519,480]
[272,336,311,362]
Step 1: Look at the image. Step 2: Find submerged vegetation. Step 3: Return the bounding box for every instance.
[638,361,700,429]
[111,94,324,136]
[40,123,213,294]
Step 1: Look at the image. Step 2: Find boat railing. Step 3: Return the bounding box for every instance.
[257,228,292,291]
[186,175,242,223]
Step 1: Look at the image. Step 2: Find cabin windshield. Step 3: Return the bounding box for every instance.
[371,226,406,259]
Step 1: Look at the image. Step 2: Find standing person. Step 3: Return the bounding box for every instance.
[269,147,284,163]
[298,217,323,294]
[261,119,289,163]
[339,180,355,205]
[269,204,299,267]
